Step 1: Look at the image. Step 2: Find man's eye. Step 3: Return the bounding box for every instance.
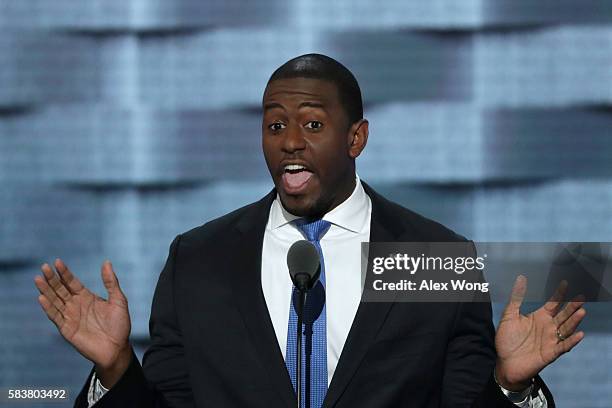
[268,122,286,131]
[305,121,323,130]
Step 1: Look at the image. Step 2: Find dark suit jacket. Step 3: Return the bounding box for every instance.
[74,182,554,407]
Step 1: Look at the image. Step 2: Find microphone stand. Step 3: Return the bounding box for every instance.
[304,321,313,408]
[295,290,307,408]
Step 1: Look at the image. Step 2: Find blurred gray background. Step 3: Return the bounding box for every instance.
[0,1,611,407]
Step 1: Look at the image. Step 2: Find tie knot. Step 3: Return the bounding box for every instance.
[293,219,331,242]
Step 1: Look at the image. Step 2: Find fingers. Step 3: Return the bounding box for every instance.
[552,294,587,358]
[554,330,585,356]
[40,262,72,303]
[555,297,586,333]
[35,260,79,328]
[101,261,126,305]
[558,306,586,339]
[54,258,85,295]
[34,272,67,315]
[502,275,527,318]
[35,286,65,328]
[553,295,585,325]
[34,259,84,328]
[543,280,568,315]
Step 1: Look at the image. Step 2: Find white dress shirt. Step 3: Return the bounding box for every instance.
[88,175,546,407]
[261,175,371,385]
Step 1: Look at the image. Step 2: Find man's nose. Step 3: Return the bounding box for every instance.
[282,123,306,153]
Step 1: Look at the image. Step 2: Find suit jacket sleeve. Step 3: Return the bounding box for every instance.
[74,235,195,408]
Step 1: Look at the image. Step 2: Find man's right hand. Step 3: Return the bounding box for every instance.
[34,259,132,388]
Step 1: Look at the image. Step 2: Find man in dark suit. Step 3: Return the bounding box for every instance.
[34,54,586,407]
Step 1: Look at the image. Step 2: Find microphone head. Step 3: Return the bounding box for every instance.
[287,240,321,291]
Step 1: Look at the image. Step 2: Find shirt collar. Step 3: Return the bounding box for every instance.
[269,175,369,233]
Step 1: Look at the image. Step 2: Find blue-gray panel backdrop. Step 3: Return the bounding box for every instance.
[0,1,611,407]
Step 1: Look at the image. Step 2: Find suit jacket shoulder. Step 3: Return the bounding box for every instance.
[179,190,276,246]
[362,181,468,243]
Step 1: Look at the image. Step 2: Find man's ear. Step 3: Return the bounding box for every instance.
[348,119,369,159]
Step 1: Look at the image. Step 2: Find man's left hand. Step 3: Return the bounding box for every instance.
[494,275,586,391]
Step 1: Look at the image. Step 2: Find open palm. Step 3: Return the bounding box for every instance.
[34,259,131,369]
[495,275,586,390]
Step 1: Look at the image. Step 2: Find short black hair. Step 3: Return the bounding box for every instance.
[266,53,363,126]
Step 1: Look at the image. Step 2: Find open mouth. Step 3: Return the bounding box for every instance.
[282,164,314,194]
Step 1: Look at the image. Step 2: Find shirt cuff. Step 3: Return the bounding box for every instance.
[494,373,548,408]
[86,372,109,408]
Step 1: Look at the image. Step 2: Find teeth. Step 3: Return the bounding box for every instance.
[284,164,307,171]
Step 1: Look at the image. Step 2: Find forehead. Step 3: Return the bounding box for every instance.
[263,77,341,107]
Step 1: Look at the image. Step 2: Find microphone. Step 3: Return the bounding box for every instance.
[287,240,321,291]
[287,240,320,408]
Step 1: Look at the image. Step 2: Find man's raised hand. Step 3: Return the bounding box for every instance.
[494,275,586,391]
[34,259,132,387]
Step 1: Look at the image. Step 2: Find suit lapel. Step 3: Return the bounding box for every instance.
[230,190,296,408]
[323,183,403,408]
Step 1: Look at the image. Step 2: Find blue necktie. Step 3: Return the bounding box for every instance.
[286,219,331,408]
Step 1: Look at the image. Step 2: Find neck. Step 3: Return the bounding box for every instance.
[309,174,357,219]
